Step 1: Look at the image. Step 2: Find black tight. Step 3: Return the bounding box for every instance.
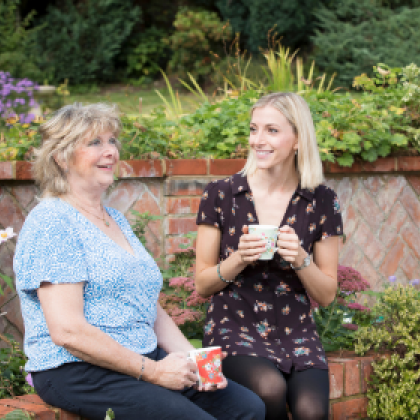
[223,355,329,420]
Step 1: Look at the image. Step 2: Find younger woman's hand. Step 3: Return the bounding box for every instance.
[277,225,300,263]
[237,225,267,263]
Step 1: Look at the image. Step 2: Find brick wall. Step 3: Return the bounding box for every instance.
[0,354,374,420]
[0,157,419,343]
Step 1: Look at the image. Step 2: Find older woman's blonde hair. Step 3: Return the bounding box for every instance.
[33,102,121,197]
[241,92,323,189]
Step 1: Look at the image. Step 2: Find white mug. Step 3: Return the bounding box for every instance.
[248,224,279,260]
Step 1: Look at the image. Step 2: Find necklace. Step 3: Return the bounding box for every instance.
[67,197,110,227]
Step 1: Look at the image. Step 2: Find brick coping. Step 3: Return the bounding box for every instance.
[0,354,375,420]
[0,156,419,181]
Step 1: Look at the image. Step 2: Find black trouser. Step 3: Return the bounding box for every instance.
[32,348,266,420]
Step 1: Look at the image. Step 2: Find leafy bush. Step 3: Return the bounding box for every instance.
[312,0,420,87]
[126,26,170,84]
[0,0,42,81]
[356,282,420,419]
[312,265,372,352]
[32,0,141,85]
[165,7,232,82]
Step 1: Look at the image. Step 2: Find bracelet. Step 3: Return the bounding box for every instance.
[290,254,311,271]
[217,263,234,284]
[138,355,145,380]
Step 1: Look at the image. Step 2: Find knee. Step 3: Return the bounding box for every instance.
[292,397,328,420]
[240,391,266,420]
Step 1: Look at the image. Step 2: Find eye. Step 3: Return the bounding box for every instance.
[88,138,101,146]
[268,128,278,133]
[109,137,118,144]
[249,126,256,133]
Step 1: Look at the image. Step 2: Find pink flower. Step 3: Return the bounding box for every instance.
[346,302,370,312]
[26,373,34,387]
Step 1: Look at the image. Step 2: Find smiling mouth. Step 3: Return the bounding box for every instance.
[97,165,113,169]
[255,150,273,156]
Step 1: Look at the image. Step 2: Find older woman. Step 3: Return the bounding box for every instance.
[14,103,265,420]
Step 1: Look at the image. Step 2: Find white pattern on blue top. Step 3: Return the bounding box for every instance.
[14,198,163,372]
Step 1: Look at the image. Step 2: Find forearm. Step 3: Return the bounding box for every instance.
[56,321,158,383]
[154,304,194,353]
[293,250,337,307]
[195,251,248,297]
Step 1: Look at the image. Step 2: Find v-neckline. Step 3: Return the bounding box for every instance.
[246,177,298,228]
[60,198,137,258]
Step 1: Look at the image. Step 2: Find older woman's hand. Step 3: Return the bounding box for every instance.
[154,352,199,390]
[237,225,267,263]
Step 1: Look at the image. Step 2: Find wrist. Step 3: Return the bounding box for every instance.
[143,357,158,385]
[291,253,311,271]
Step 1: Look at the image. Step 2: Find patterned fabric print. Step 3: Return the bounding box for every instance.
[15,198,163,372]
[196,173,343,373]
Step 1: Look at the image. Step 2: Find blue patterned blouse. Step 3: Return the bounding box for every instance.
[14,198,163,372]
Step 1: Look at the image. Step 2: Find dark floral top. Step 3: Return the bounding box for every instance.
[196,172,343,373]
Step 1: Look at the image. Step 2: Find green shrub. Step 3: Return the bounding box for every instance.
[0,0,42,81]
[312,0,420,87]
[165,7,232,82]
[355,283,420,419]
[126,26,170,84]
[32,0,141,85]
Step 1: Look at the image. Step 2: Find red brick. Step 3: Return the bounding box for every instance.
[342,204,358,242]
[16,395,45,405]
[401,249,420,281]
[357,256,379,290]
[167,217,197,235]
[362,157,396,172]
[339,240,363,268]
[331,397,368,420]
[344,359,360,396]
[336,178,360,210]
[328,161,363,174]
[15,161,33,180]
[166,197,201,215]
[407,176,420,196]
[399,186,420,228]
[0,161,13,179]
[118,159,164,178]
[104,181,146,214]
[376,176,406,215]
[380,238,405,278]
[362,176,383,196]
[328,362,344,399]
[165,159,207,175]
[0,406,17,416]
[164,178,211,196]
[0,193,26,231]
[11,185,38,210]
[352,219,384,265]
[400,221,420,259]
[60,411,83,420]
[378,201,408,248]
[353,189,384,231]
[0,399,56,420]
[398,156,420,171]
[361,357,374,393]
[209,159,246,175]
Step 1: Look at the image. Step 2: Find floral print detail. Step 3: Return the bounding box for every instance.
[239,333,256,342]
[293,347,311,357]
[333,197,341,213]
[254,300,273,312]
[208,303,214,313]
[205,319,216,335]
[196,174,343,374]
[254,283,264,292]
[254,319,274,338]
[275,282,291,296]
[322,232,329,239]
[282,305,290,315]
[247,213,256,222]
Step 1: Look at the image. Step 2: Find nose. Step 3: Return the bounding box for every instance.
[249,129,265,147]
[103,141,119,159]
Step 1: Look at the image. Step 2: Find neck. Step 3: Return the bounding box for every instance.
[64,188,104,211]
[251,161,299,195]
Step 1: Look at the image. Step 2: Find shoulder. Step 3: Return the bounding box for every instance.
[313,184,339,201]
[201,176,235,200]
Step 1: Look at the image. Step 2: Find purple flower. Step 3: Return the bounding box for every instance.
[342,323,358,331]
[389,276,396,283]
[410,279,420,286]
[25,373,34,387]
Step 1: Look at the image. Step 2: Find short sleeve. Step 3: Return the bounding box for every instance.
[14,210,88,292]
[315,187,343,242]
[196,181,222,229]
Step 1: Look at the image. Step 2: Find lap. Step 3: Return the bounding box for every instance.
[32,350,264,420]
